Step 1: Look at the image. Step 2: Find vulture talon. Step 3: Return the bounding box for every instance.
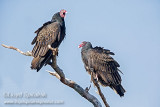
[52,48,58,56]
[48,45,58,56]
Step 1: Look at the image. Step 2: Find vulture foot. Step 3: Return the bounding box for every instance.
[52,48,58,56]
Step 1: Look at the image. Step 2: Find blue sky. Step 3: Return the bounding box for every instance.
[0,0,160,107]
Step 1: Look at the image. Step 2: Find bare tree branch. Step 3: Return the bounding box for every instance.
[93,78,110,107]
[2,44,104,107]
[1,44,32,56]
[46,69,102,107]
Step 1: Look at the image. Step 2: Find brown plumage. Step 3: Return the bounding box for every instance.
[32,22,61,58]
[79,41,125,97]
[31,9,67,72]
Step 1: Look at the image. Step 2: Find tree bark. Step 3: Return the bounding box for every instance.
[2,44,107,107]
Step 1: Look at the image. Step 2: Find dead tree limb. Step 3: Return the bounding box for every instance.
[1,44,103,107]
[1,44,32,56]
[93,78,110,107]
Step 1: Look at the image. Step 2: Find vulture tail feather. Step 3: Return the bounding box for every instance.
[112,84,126,97]
[31,50,52,72]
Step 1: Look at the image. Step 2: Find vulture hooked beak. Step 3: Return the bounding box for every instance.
[78,43,83,48]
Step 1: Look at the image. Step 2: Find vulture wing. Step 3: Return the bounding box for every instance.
[31,21,52,45]
[87,47,121,86]
[32,22,61,58]
[87,47,125,96]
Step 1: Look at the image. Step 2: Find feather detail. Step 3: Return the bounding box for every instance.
[81,42,125,97]
[30,10,66,72]
[31,22,61,58]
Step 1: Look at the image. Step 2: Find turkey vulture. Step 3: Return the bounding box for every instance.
[79,41,125,97]
[31,9,67,72]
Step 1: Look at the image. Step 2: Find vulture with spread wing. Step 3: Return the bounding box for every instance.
[31,9,67,72]
[79,41,125,97]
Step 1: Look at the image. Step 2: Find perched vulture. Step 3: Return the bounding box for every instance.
[79,41,125,97]
[31,9,67,72]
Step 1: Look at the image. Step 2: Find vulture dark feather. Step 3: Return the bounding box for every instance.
[31,9,67,72]
[79,41,125,97]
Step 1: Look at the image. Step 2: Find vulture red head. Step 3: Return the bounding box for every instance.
[60,9,67,18]
[78,41,87,48]
[78,41,93,48]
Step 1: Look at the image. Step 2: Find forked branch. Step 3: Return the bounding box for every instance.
[1,44,104,107]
